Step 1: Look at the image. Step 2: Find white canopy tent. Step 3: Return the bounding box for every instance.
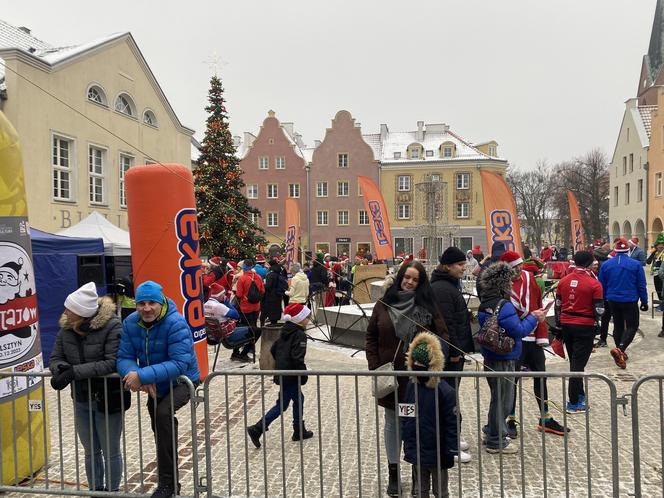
[57,211,131,256]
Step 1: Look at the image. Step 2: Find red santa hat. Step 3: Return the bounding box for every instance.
[227,261,238,271]
[614,237,630,252]
[255,254,266,263]
[472,245,482,255]
[522,262,540,274]
[209,256,222,266]
[629,237,639,246]
[209,283,226,299]
[499,250,523,267]
[282,303,311,324]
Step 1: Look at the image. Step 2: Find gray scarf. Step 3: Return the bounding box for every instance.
[387,290,432,352]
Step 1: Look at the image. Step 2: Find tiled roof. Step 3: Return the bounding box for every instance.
[638,105,657,138]
[0,20,51,52]
[361,133,382,161]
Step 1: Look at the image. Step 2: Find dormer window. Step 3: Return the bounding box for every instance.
[440,141,456,158]
[488,145,497,157]
[115,93,136,117]
[394,152,402,160]
[86,85,107,106]
[143,110,158,127]
[407,143,424,160]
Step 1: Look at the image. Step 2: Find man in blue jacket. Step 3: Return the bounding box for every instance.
[117,280,200,498]
[599,238,648,369]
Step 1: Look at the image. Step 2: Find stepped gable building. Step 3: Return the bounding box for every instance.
[372,121,506,257]
[236,111,309,251]
[309,110,379,258]
[0,20,194,231]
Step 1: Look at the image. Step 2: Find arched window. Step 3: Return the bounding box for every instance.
[115,93,136,117]
[439,141,456,158]
[143,109,158,127]
[86,85,107,106]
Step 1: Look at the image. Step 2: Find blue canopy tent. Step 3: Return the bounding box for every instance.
[30,228,105,365]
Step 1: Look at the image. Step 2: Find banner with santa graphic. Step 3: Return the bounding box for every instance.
[0,111,48,484]
[567,191,586,253]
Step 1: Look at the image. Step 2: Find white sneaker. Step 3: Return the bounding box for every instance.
[454,450,472,463]
[459,440,470,452]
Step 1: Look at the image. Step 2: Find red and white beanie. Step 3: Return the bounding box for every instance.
[227,261,238,271]
[629,237,639,246]
[282,303,311,323]
[209,283,225,299]
[209,256,222,266]
[499,250,523,267]
[256,254,266,264]
[615,237,630,252]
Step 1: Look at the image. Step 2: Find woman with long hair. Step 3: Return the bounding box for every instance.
[366,260,448,497]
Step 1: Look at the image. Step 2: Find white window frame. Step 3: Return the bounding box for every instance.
[394,152,401,159]
[397,175,411,192]
[249,212,259,224]
[288,183,300,198]
[337,181,349,197]
[52,134,74,201]
[275,156,285,169]
[425,150,434,157]
[266,184,278,199]
[394,237,414,256]
[88,145,106,205]
[317,210,329,226]
[317,181,328,197]
[267,212,278,227]
[337,210,349,226]
[119,153,134,208]
[397,204,411,220]
[86,84,107,106]
[114,93,136,117]
[410,147,420,159]
[456,172,470,190]
[143,109,158,127]
[338,153,349,168]
[358,210,369,225]
[259,156,269,170]
[443,147,453,158]
[456,202,470,218]
[247,184,258,199]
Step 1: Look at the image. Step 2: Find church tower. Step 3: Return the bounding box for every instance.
[638,0,664,104]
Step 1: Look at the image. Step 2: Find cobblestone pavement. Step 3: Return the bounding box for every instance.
[4,305,664,497]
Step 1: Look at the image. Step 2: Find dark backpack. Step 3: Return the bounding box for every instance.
[475,299,515,354]
[247,274,263,304]
[276,274,288,295]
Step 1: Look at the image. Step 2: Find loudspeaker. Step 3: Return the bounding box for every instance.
[78,254,105,288]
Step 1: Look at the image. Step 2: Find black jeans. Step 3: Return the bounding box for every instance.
[509,341,548,417]
[146,383,191,487]
[562,324,595,404]
[655,275,663,301]
[609,301,640,352]
[599,301,612,343]
[236,310,261,356]
[442,356,464,390]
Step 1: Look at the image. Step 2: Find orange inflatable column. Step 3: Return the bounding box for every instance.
[125,164,208,379]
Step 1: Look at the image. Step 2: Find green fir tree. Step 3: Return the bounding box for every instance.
[194,75,266,258]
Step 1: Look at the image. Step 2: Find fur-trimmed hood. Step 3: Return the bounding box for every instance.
[59,296,117,330]
[406,332,444,388]
[479,261,515,297]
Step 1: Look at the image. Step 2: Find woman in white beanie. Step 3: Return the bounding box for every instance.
[49,282,129,492]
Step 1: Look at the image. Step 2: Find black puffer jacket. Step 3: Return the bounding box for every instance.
[270,321,307,385]
[49,297,125,409]
[430,268,474,357]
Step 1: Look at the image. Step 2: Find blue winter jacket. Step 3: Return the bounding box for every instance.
[598,254,648,304]
[478,300,538,361]
[117,298,200,397]
[401,379,458,469]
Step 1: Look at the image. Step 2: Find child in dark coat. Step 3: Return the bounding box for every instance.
[247,303,313,448]
[401,332,458,498]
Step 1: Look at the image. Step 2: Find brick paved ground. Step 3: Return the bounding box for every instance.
[3,305,664,497]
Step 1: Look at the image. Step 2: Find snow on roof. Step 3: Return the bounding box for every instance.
[377,126,499,163]
[361,133,382,161]
[637,105,657,139]
[34,32,128,65]
[0,19,53,85]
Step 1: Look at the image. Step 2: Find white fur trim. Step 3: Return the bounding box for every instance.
[536,338,550,345]
[283,305,311,323]
[508,257,523,267]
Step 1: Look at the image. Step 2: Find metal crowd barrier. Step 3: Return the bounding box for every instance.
[0,369,660,497]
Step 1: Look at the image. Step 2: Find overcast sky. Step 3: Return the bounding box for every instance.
[4,0,657,169]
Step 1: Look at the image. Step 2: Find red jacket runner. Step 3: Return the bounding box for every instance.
[555,268,604,327]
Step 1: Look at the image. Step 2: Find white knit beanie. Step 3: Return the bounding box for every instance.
[64,282,99,318]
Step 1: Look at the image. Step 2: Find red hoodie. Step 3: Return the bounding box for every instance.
[555,267,604,326]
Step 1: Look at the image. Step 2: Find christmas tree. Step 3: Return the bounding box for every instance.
[194,75,266,258]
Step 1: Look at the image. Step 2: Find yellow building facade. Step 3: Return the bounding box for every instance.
[0,24,193,232]
[647,88,664,241]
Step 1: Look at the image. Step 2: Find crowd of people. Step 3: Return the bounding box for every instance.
[47,231,662,498]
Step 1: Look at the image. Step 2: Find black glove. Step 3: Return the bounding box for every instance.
[50,365,75,391]
[640,303,649,312]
